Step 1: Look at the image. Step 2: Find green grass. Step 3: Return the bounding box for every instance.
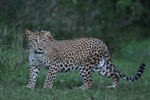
[0,34,150,100]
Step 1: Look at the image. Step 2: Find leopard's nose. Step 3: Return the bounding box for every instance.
[34,48,44,54]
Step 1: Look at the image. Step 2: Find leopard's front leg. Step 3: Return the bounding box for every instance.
[43,63,58,88]
[26,65,39,89]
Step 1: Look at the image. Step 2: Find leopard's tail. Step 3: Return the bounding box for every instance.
[116,63,146,82]
[103,46,146,82]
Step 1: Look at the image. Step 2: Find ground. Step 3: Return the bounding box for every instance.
[0,40,150,100]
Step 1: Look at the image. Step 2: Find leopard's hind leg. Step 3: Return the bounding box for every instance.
[106,73,120,88]
[93,57,120,88]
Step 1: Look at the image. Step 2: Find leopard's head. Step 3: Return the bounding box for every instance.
[25,29,54,54]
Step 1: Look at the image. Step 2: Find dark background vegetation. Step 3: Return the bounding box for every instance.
[0,0,150,100]
[0,0,150,50]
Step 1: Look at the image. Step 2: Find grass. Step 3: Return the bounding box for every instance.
[0,29,150,100]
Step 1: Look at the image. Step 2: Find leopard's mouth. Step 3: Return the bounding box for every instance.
[34,50,44,54]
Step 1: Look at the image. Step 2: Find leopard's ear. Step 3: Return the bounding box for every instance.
[41,30,54,41]
[25,29,33,38]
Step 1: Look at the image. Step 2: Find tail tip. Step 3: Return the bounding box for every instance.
[141,63,146,67]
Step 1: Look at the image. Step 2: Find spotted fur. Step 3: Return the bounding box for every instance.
[25,29,146,89]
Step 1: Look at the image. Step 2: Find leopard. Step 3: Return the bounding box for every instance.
[25,29,146,90]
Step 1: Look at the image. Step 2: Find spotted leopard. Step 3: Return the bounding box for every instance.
[25,29,146,89]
